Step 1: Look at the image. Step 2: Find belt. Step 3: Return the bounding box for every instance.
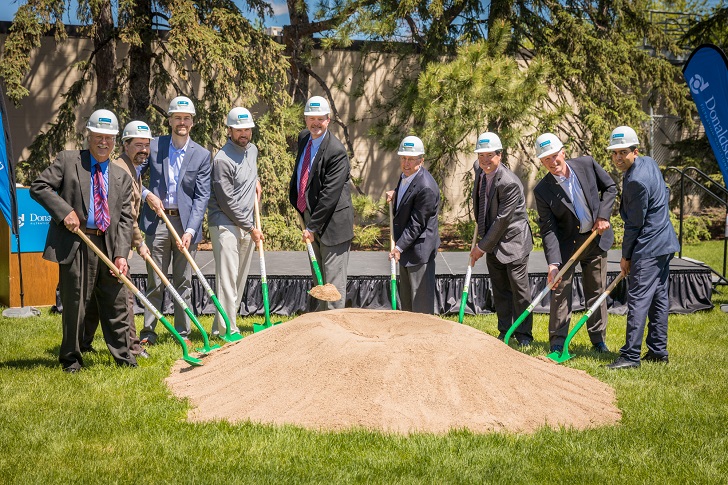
[83,227,105,236]
[163,208,180,216]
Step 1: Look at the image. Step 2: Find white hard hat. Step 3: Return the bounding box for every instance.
[397,135,425,156]
[303,96,330,116]
[122,121,153,141]
[167,96,196,115]
[226,107,255,128]
[86,109,119,135]
[534,133,564,159]
[607,126,640,150]
[474,132,503,153]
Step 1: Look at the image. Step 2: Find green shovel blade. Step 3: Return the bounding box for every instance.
[546,348,574,363]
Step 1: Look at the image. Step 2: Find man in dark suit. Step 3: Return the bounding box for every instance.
[139,96,211,344]
[81,121,153,358]
[533,133,617,354]
[30,109,137,373]
[386,136,440,314]
[469,132,533,344]
[289,95,354,310]
[605,126,679,369]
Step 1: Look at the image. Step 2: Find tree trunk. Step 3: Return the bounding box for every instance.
[128,0,153,120]
[283,0,311,105]
[92,0,117,107]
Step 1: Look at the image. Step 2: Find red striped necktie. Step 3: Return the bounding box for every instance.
[297,140,312,212]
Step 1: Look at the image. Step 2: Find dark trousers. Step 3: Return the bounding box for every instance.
[82,287,142,355]
[400,260,436,314]
[486,253,532,340]
[620,253,672,362]
[58,234,135,370]
[549,234,608,346]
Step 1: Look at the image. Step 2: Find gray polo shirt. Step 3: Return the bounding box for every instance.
[208,139,258,231]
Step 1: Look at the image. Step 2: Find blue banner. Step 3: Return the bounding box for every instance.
[10,188,51,253]
[683,44,728,186]
[0,84,18,233]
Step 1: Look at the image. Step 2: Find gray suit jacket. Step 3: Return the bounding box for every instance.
[473,163,532,264]
[30,150,133,264]
[620,156,679,261]
[392,167,440,267]
[289,129,354,246]
[534,156,617,265]
[139,135,211,244]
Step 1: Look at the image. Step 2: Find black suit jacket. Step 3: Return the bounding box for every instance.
[289,129,354,246]
[533,155,616,265]
[30,150,133,264]
[392,167,440,267]
[472,163,532,263]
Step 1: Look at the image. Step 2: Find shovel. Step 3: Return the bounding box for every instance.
[547,271,625,363]
[158,211,243,343]
[298,217,342,302]
[458,222,479,324]
[503,230,598,345]
[142,252,221,354]
[252,198,282,333]
[388,200,397,310]
[75,230,202,367]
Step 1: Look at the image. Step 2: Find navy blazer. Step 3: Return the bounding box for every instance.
[30,150,134,264]
[472,163,533,264]
[620,156,679,261]
[288,129,354,246]
[534,156,617,265]
[392,167,440,267]
[139,135,211,244]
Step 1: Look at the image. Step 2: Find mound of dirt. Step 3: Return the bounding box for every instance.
[166,310,621,434]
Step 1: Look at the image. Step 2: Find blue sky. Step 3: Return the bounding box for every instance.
[0,0,292,26]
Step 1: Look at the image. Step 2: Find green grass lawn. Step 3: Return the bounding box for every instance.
[1,290,727,483]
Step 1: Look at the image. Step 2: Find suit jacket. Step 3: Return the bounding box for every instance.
[113,153,143,252]
[288,129,354,246]
[534,155,617,265]
[139,135,211,244]
[392,167,440,267]
[620,156,679,261]
[30,150,133,264]
[472,163,532,264]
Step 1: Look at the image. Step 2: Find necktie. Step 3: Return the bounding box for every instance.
[297,140,312,213]
[477,173,489,238]
[94,164,110,232]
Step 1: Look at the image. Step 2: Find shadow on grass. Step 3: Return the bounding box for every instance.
[0,356,58,370]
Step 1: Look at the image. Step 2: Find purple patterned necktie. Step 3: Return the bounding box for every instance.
[94,164,110,232]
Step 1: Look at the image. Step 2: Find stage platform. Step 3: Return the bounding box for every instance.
[123,249,714,317]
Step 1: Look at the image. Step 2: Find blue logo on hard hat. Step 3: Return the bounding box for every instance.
[238,114,249,119]
[613,133,624,139]
[138,125,149,131]
[179,100,189,106]
[479,139,489,144]
[404,142,415,147]
[539,140,551,147]
[99,117,112,123]
[310,102,320,107]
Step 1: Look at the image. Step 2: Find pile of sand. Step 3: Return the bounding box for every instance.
[166,310,621,434]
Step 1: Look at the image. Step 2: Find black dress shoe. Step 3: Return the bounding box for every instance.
[497,332,506,341]
[63,366,81,374]
[550,344,563,353]
[606,356,640,370]
[517,338,532,347]
[642,350,669,363]
[80,346,96,353]
[592,342,609,353]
